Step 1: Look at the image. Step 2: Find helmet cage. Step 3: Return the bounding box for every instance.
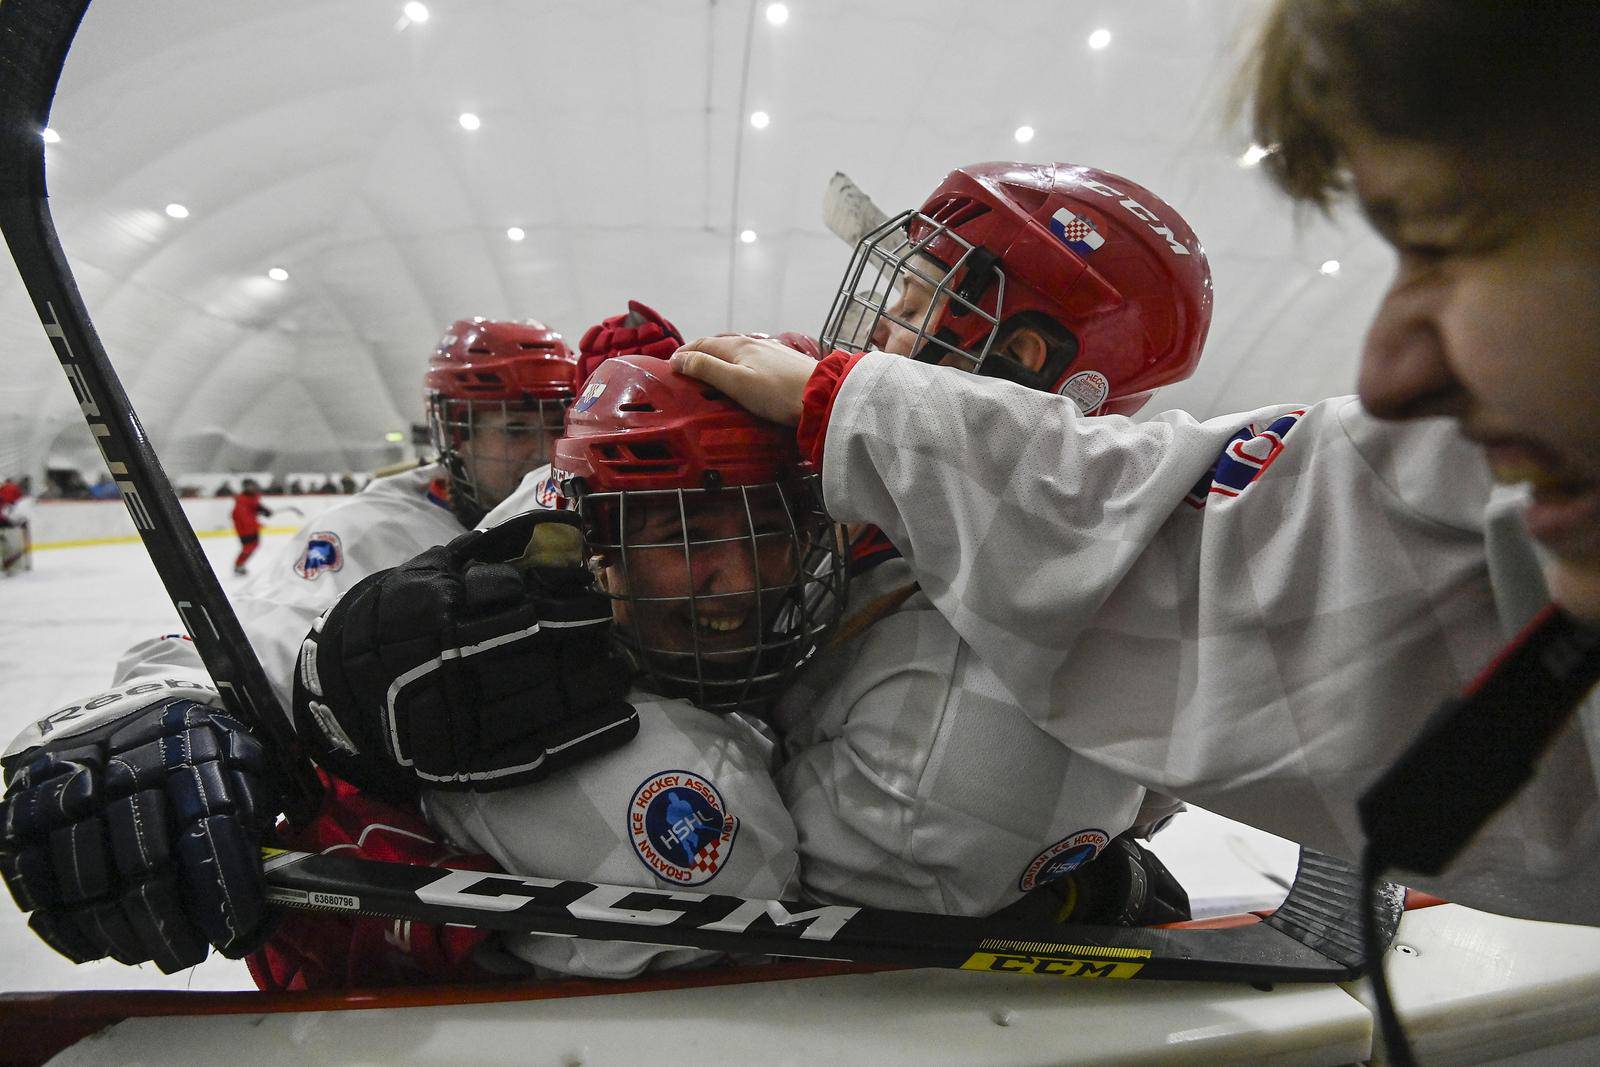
[428,393,569,526]
[821,209,1009,374]
[576,475,845,715]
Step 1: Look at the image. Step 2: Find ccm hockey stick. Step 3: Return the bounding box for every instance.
[0,0,1406,983]
[0,0,323,821]
[263,845,1404,983]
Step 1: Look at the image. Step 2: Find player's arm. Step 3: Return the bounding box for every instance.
[291,509,639,802]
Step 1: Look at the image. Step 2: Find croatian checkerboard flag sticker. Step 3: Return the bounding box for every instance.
[1049,207,1105,253]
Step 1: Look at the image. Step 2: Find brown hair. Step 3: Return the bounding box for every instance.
[1244,0,1600,207]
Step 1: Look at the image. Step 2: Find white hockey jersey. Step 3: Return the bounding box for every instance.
[423,697,800,979]
[774,551,1148,915]
[428,470,801,978]
[816,351,1599,925]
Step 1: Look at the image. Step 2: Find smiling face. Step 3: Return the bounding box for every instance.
[1346,131,1600,613]
[591,481,840,709]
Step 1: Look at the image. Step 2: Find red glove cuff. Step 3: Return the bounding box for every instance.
[577,301,685,386]
[796,349,870,469]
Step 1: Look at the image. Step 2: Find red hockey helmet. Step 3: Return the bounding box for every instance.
[553,355,845,713]
[821,162,1213,416]
[425,317,579,525]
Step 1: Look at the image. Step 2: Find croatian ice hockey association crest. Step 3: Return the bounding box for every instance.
[294,531,344,580]
[628,770,738,887]
[1019,828,1109,892]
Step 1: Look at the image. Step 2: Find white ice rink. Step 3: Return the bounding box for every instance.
[0,527,1300,995]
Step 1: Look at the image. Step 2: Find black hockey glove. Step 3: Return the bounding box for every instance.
[995,830,1191,928]
[0,695,274,972]
[293,509,639,803]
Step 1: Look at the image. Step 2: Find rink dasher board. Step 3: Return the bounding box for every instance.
[16,905,1600,1067]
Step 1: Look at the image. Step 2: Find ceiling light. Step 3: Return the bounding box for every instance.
[1239,143,1272,167]
[1013,125,1035,144]
[749,110,770,129]
[403,2,429,22]
[41,127,59,144]
[739,229,758,244]
[506,226,526,241]
[164,203,189,219]
[1319,259,1341,276]
[765,3,789,25]
[1088,28,1112,49]
[458,112,481,131]
[267,267,289,282]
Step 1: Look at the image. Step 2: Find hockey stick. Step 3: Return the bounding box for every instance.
[0,1,1405,984]
[823,172,889,247]
[0,0,323,821]
[264,844,1404,983]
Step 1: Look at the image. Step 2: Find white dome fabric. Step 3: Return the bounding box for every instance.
[0,0,1392,484]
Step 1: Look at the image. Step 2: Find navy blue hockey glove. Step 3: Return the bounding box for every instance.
[293,509,639,803]
[0,695,274,972]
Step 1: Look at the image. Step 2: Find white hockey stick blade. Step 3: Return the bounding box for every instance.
[823,172,889,247]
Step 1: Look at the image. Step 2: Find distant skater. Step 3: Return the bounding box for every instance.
[230,478,271,575]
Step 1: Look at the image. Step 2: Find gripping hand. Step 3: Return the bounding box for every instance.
[0,695,273,972]
[294,510,639,801]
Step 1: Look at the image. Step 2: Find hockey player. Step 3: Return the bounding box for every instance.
[279,353,842,979]
[283,168,1207,931]
[0,316,638,975]
[0,475,32,576]
[670,6,1600,920]
[769,162,1206,918]
[230,478,272,575]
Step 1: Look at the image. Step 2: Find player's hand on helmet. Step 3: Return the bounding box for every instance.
[0,693,275,972]
[294,510,639,802]
[577,299,685,385]
[671,334,820,426]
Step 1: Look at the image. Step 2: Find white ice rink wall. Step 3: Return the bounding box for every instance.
[25,494,344,547]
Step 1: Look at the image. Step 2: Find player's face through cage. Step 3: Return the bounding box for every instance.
[821,209,1004,370]
[586,478,845,713]
[429,395,567,517]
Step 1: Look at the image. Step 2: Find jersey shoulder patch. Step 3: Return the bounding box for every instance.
[294,531,344,580]
[628,769,739,887]
[1185,409,1306,509]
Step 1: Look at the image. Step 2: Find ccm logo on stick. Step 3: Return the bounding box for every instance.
[961,952,1146,979]
[414,869,860,942]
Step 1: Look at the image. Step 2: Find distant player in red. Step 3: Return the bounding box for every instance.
[230,478,272,575]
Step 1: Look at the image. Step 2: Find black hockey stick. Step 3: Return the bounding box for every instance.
[0,0,322,821]
[263,844,1404,983]
[0,0,1406,985]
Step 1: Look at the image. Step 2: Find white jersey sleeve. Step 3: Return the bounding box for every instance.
[775,556,1147,916]
[819,352,1600,923]
[422,693,799,979]
[8,467,469,760]
[115,466,467,723]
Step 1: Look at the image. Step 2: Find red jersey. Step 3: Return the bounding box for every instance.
[247,772,499,991]
[231,491,268,536]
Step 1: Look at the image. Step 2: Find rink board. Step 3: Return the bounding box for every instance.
[9,904,1600,1066]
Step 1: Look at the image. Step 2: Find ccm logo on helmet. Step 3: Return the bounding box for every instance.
[1075,178,1191,256]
